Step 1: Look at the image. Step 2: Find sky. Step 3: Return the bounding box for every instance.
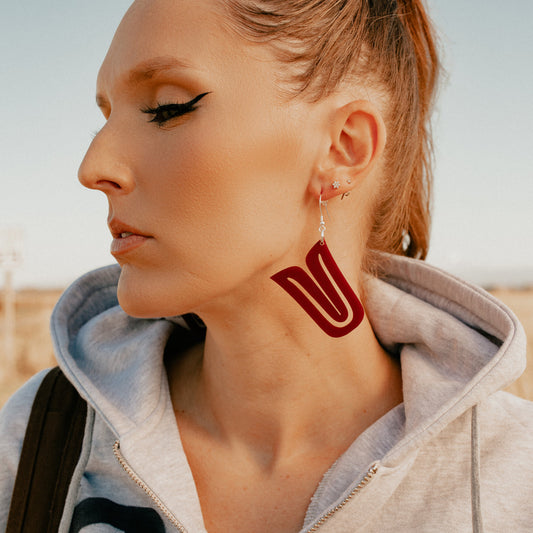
[1,1,532,289]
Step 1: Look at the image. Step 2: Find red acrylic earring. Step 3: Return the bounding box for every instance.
[271,196,365,338]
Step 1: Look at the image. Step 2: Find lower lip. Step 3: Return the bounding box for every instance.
[110,235,150,256]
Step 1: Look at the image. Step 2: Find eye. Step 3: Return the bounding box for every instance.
[141,92,209,126]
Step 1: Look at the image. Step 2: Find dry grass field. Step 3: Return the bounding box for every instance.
[0,286,532,409]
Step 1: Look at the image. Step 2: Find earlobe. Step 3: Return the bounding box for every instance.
[309,100,386,201]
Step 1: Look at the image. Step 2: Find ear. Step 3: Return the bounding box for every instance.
[309,100,387,201]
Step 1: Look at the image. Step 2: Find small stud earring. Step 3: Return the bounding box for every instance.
[332,181,341,190]
[346,178,352,184]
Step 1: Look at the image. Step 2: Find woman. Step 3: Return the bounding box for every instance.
[1,0,532,531]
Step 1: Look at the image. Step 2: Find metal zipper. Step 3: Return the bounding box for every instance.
[114,437,377,533]
[305,462,379,532]
[113,440,188,533]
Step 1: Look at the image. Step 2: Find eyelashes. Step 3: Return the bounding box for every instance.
[141,92,210,125]
[90,92,209,137]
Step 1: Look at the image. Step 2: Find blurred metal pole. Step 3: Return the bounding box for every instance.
[3,267,16,377]
[0,227,23,381]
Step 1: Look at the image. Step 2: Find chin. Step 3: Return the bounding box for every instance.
[117,283,162,319]
[116,264,210,319]
[116,268,177,319]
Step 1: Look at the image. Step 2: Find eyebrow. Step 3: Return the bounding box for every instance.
[96,56,196,108]
[127,56,195,84]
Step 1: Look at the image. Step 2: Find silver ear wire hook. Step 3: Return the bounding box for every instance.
[319,195,329,245]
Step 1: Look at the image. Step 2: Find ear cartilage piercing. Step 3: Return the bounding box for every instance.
[332,181,341,190]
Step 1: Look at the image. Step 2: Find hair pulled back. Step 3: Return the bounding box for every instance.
[225,0,440,271]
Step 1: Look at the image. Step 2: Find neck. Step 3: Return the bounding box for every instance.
[167,281,403,468]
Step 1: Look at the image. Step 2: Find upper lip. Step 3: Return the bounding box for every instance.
[108,218,150,239]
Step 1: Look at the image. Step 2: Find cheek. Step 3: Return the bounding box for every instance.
[152,110,310,256]
[119,104,316,317]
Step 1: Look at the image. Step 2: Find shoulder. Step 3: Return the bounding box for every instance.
[479,390,533,439]
[475,392,533,491]
[428,393,533,478]
[0,369,50,528]
[474,392,533,527]
[476,391,533,456]
[0,369,51,448]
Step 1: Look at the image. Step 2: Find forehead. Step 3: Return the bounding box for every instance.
[97,0,272,92]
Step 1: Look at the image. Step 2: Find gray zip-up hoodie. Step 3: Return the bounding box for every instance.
[1,254,532,532]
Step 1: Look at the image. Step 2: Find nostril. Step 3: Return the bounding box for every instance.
[96,179,123,191]
[78,156,131,193]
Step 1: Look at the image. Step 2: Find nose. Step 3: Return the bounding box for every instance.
[78,124,135,195]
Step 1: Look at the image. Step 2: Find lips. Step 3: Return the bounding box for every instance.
[108,218,152,256]
[108,218,149,239]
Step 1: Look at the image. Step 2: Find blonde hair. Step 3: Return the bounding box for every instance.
[225,0,440,270]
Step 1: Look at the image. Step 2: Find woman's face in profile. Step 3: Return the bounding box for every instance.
[79,0,323,318]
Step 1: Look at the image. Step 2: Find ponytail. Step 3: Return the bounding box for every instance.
[365,0,440,268]
[398,0,440,259]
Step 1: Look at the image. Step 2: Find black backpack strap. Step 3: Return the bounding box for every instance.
[7,367,88,533]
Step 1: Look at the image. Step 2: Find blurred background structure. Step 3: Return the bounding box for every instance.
[0,228,23,379]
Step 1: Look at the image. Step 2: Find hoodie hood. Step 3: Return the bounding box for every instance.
[367,254,525,463]
[302,254,526,530]
[50,254,526,532]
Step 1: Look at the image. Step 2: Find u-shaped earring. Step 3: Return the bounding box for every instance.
[271,194,365,337]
